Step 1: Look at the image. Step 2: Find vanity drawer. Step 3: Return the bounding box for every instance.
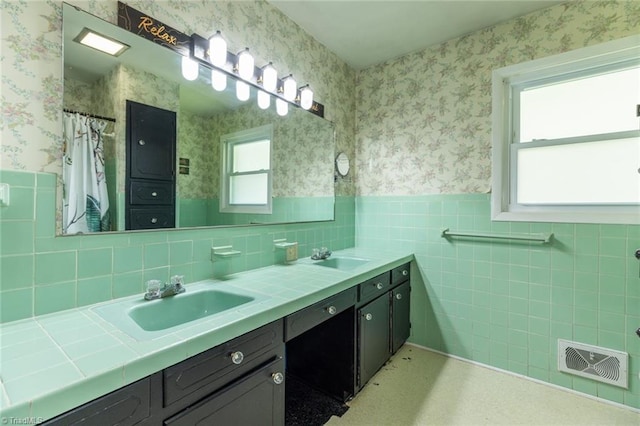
[130,180,173,205]
[163,319,283,409]
[358,271,391,304]
[129,207,175,229]
[285,287,357,341]
[41,375,154,425]
[391,263,410,286]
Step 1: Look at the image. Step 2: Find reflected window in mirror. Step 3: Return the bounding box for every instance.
[221,124,273,214]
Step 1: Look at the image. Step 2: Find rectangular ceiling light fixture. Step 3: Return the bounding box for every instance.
[74,28,129,56]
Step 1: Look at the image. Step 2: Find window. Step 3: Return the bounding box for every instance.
[491,35,640,224]
[220,124,273,214]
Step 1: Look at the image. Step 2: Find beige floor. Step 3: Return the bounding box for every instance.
[326,345,639,426]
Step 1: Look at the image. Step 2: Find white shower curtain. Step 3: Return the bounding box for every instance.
[62,112,110,234]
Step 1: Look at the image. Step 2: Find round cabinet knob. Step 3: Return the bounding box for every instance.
[376,282,384,290]
[150,217,158,224]
[402,269,409,276]
[396,293,403,300]
[365,313,373,321]
[138,140,146,146]
[327,306,337,315]
[231,351,244,365]
[151,191,158,197]
[272,372,284,385]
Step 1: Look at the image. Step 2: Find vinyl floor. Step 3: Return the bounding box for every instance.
[326,345,639,426]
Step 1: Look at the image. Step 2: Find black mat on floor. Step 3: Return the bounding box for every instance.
[285,375,349,426]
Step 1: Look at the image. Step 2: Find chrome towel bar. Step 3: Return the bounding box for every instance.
[441,228,553,244]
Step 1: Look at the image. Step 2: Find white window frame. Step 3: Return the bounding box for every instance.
[220,124,273,214]
[491,35,640,225]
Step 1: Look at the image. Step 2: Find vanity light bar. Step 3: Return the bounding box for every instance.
[190,34,319,115]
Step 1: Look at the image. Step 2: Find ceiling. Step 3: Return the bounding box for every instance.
[267,0,563,70]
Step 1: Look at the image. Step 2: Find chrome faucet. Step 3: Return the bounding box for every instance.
[144,275,186,300]
[311,247,332,260]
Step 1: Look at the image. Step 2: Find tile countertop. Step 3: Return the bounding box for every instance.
[0,248,413,422]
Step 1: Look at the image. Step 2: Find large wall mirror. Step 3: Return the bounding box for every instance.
[61,3,335,235]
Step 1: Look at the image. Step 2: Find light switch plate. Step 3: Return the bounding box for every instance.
[0,183,9,206]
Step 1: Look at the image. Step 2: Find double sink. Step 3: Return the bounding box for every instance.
[92,256,369,341]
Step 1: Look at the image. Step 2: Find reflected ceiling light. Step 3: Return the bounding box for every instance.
[208,31,227,67]
[237,48,255,80]
[261,63,278,92]
[257,91,270,109]
[236,80,250,101]
[299,84,314,110]
[276,98,288,116]
[282,74,297,102]
[74,28,129,56]
[181,56,199,81]
[211,69,227,91]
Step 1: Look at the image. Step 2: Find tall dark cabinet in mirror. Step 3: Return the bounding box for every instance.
[62,3,335,235]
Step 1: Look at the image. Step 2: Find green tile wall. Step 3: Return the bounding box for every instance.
[355,193,640,409]
[0,170,355,322]
[178,196,335,227]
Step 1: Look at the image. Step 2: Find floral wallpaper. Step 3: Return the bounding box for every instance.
[1,0,356,194]
[355,0,639,196]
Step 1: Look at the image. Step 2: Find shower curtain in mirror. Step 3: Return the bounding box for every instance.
[62,112,110,234]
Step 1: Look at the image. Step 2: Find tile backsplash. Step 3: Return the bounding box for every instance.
[356,193,640,409]
[0,169,355,322]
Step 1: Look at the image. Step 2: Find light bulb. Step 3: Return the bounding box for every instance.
[276,98,288,116]
[237,48,254,80]
[208,31,227,67]
[181,56,198,81]
[211,69,227,91]
[283,74,296,101]
[257,91,270,109]
[299,85,314,110]
[262,63,277,92]
[236,80,250,101]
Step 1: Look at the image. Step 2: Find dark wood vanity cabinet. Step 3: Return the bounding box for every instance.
[357,263,411,389]
[125,100,176,230]
[42,321,284,426]
[40,262,411,425]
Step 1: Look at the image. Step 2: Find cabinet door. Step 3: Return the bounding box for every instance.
[358,294,390,389]
[164,358,285,426]
[392,281,411,354]
[127,100,176,181]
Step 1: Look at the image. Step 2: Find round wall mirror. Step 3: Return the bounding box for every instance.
[335,152,350,176]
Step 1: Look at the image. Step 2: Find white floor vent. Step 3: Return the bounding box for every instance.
[558,339,628,388]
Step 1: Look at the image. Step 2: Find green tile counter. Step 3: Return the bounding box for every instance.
[0,248,413,422]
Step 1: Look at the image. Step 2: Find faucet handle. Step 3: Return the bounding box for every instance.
[171,275,185,292]
[145,279,162,299]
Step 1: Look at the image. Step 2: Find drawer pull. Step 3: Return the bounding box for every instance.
[150,217,158,224]
[138,140,146,146]
[272,372,284,385]
[230,351,244,365]
[327,306,337,315]
[151,191,158,197]
[402,269,409,276]
[365,313,373,321]
[375,282,384,290]
[396,293,403,300]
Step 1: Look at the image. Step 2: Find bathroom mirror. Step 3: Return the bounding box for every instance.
[61,3,335,235]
